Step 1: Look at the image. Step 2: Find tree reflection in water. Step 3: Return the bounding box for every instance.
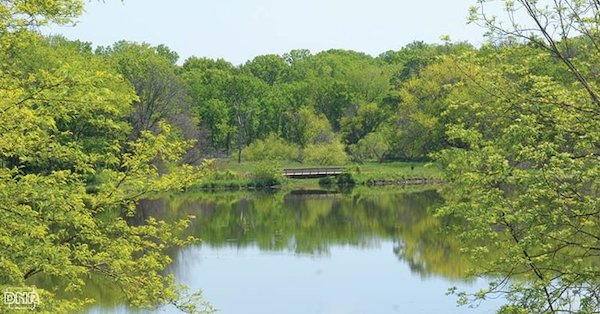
[33,186,481,309]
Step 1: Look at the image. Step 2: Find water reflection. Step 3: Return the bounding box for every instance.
[132,187,472,280]
[56,186,501,313]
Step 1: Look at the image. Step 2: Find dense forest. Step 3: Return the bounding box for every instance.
[85,38,476,165]
[0,0,599,313]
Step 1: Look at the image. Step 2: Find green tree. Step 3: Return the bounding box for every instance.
[282,106,334,147]
[226,74,268,163]
[96,41,192,140]
[0,2,211,312]
[439,1,600,312]
[340,102,387,145]
[378,41,473,88]
[243,54,289,85]
[302,50,377,129]
[181,57,236,150]
[385,58,463,161]
[348,130,390,163]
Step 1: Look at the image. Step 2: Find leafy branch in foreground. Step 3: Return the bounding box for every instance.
[437,1,600,312]
[0,1,212,312]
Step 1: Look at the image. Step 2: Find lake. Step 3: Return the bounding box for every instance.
[83,186,502,313]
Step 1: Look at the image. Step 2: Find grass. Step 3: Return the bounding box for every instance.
[189,159,443,190]
[214,160,440,176]
[349,161,443,184]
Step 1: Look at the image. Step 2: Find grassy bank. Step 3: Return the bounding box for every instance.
[190,159,443,190]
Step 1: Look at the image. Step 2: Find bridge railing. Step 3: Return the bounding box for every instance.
[282,167,346,176]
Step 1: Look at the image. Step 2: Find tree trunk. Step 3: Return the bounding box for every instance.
[237,116,243,164]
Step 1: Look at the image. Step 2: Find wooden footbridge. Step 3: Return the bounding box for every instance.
[282,167,346,179]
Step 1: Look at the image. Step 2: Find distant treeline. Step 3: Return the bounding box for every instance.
[86,40,475,163]
[80,37,592,165]
[22,37,582,166]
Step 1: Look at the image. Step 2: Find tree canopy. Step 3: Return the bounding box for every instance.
[0,1,211,313]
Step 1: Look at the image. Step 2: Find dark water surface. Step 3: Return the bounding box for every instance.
[83,186,501,313]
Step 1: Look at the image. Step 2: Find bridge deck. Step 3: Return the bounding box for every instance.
[282,167,346,179]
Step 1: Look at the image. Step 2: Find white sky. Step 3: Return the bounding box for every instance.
[43,0,489,65]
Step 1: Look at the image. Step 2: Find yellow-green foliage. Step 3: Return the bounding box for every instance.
[348,130,390,162]
[438,2,600,311]
[241,134,299,161]
[0,2,212,313]
[302,140,348,165]
[283,106,335,147]
[250,161,282,187]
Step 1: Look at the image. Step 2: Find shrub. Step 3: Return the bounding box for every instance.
[318,176,335,186]
[302,140,348,165]
[250,162,282,187]
[242,134,300,161]
[336,172,356,186]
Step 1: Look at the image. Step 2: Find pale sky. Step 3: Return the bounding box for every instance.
[44,0,488,65]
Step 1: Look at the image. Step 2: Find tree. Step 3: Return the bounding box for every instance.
[378,41,474,87]
[96,41,192,140]
[283,49,311,65]
[312,79,355,130]
[282,106,334,147]
[226,74,267,163]
[0,2,210,312]
[243,54,289,85]
[340,102,387,145]
[301,50,379,129]
[348,130,390,163]
[385,58,462,161]
[181,57,236,151]
[469,0,600,107]
[258,81,309,136]
[378,41,440,87]
[439,1,600,312]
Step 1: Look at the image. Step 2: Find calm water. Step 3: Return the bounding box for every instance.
[84,186,501,313]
